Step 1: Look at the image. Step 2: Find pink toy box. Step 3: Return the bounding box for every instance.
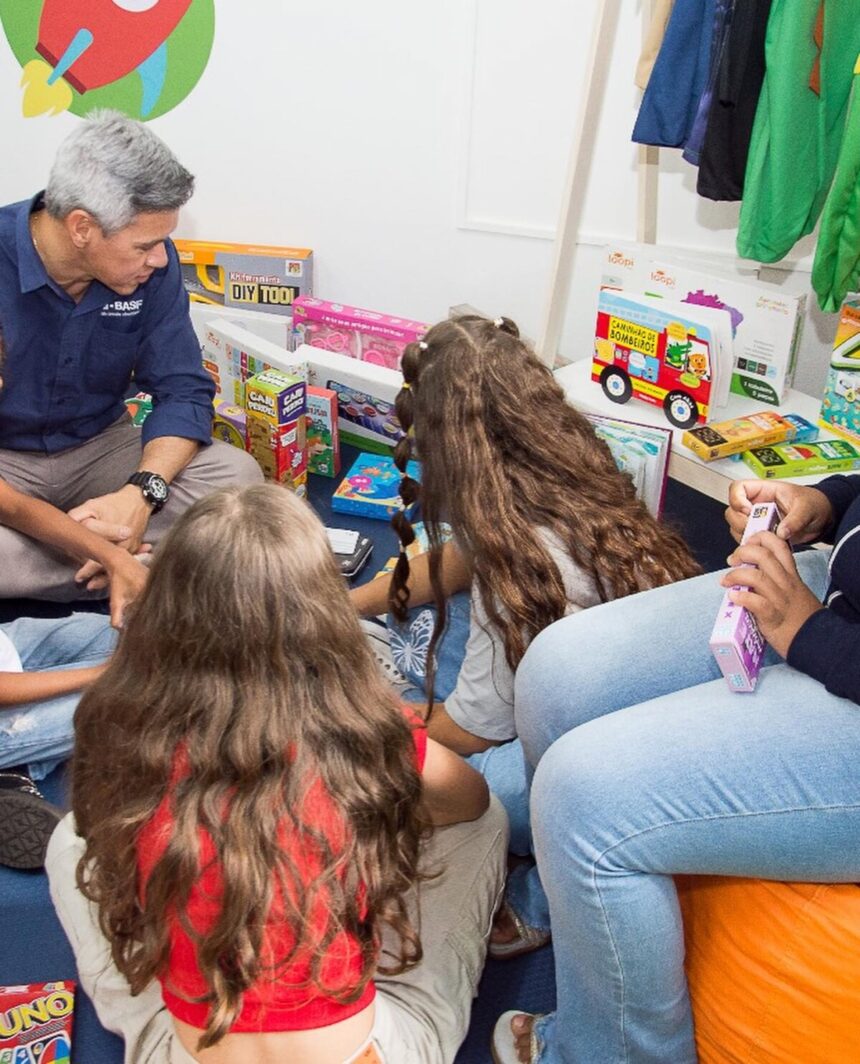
[292,297,427,371]
[709,502,780,692]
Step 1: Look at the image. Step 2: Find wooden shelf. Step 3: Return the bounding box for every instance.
[555,359,827,503]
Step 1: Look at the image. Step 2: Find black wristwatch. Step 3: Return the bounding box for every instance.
[126,471,169,513]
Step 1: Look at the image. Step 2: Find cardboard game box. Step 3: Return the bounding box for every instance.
[175,240,313,317]
[331,452,420,520]
[201,320,306,406]
[292,297,427,371]
[682,410,797,462]
[244,369,308,494]
[306,385,341,477]
[709,502,780,692]
[212,400,246,450]
[302,345,404,452]
[0,980,75,1063]
[742,438,860,479]
[818,298,860,445]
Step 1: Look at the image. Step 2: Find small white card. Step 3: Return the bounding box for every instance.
[326,527,360,554]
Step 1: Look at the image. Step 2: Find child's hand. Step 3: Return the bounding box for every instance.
[75,548,150,627]
[726,480,834,544]
[721,531,823,657]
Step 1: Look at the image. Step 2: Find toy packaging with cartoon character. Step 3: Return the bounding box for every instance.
[0,980,75,1063]
[331,453,420,520]
[819,298,860,446]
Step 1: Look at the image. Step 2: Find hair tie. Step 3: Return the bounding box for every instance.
[401,381,411,391]
[418,341,428,351]
[493,317,504,328]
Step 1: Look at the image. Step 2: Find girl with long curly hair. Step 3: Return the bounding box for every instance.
[351,314,700,957]
[45,484,507,1064]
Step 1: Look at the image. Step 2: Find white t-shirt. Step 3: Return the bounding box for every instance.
[0,629,23,673]
[444,529,602,742]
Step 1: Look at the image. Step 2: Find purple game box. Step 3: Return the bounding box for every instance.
[709,502,780,692]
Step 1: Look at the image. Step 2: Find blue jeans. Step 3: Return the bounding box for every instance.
[0,613,117,780]
[514,550,860,1064]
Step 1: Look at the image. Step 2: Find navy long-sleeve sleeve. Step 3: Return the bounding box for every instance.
[787,475,860,705]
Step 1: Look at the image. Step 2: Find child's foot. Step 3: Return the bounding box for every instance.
[491,1011,541,1064]
[489,900,551,960]
[0,771,63,870]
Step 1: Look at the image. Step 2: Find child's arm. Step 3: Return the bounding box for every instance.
[0,480,147,627]
[350,540,471,617]
[412,701,499,756]
[420,737,490,825]
[0,664,106,707]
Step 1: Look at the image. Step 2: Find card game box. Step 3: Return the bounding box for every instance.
[0,980,75,1063]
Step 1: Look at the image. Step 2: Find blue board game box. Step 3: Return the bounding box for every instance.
[331,453,420,520]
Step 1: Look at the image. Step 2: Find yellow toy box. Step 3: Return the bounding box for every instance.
[682,410,797,461]
[174,239,313,317]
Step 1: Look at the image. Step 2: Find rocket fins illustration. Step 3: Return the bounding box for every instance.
[21,0,193,117]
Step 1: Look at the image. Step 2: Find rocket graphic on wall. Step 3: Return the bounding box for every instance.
[20,0,193,117]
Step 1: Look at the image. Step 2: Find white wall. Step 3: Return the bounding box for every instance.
[0,0,836,395]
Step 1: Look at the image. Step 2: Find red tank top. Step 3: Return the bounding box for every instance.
[137,718,427,1032]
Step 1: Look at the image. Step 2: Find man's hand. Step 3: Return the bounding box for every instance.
[69,484,153,555]
[720,531,824,658]
[726,480,834,545]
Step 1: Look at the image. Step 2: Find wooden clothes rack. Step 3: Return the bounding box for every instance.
[536,0,660,366]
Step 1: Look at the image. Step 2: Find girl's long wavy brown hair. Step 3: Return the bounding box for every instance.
[72,485,427,1049]
[389,315,700,699]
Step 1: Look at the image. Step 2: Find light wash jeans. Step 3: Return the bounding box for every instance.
[0,613,117,779]
[513,550,860,1064]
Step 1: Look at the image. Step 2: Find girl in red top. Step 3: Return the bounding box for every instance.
[46,484,507,1064]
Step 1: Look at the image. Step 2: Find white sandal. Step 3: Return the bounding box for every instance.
[491,1011,542,1064]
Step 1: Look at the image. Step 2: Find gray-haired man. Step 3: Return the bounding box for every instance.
[0,110,262,601]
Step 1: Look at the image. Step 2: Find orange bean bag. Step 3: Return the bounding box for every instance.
[678,876,860,1063]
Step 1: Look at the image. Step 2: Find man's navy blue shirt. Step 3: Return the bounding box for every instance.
[0,193,214,454]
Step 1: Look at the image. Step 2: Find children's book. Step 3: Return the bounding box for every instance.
[0,980,75,1063]
[600,243,806,407]
[331,452,420,520]
[377,521,454,576]
[592,289,734,430]
[586,413,672,517]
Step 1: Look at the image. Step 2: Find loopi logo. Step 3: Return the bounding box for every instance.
[1,0,214,121]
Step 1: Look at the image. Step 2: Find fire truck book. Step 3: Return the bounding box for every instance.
[592,290,733,430]
[0,980,75,1061]
[600,244,805,406]
[586,413,671,518]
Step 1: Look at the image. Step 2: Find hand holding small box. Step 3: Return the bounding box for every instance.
[721,529,824,660]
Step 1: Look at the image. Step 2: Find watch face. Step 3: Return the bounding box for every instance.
[147,477,169,502]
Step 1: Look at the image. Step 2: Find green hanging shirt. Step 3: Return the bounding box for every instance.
[737,0,860,264]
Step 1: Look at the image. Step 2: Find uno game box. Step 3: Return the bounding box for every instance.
[0,980,75,1063]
